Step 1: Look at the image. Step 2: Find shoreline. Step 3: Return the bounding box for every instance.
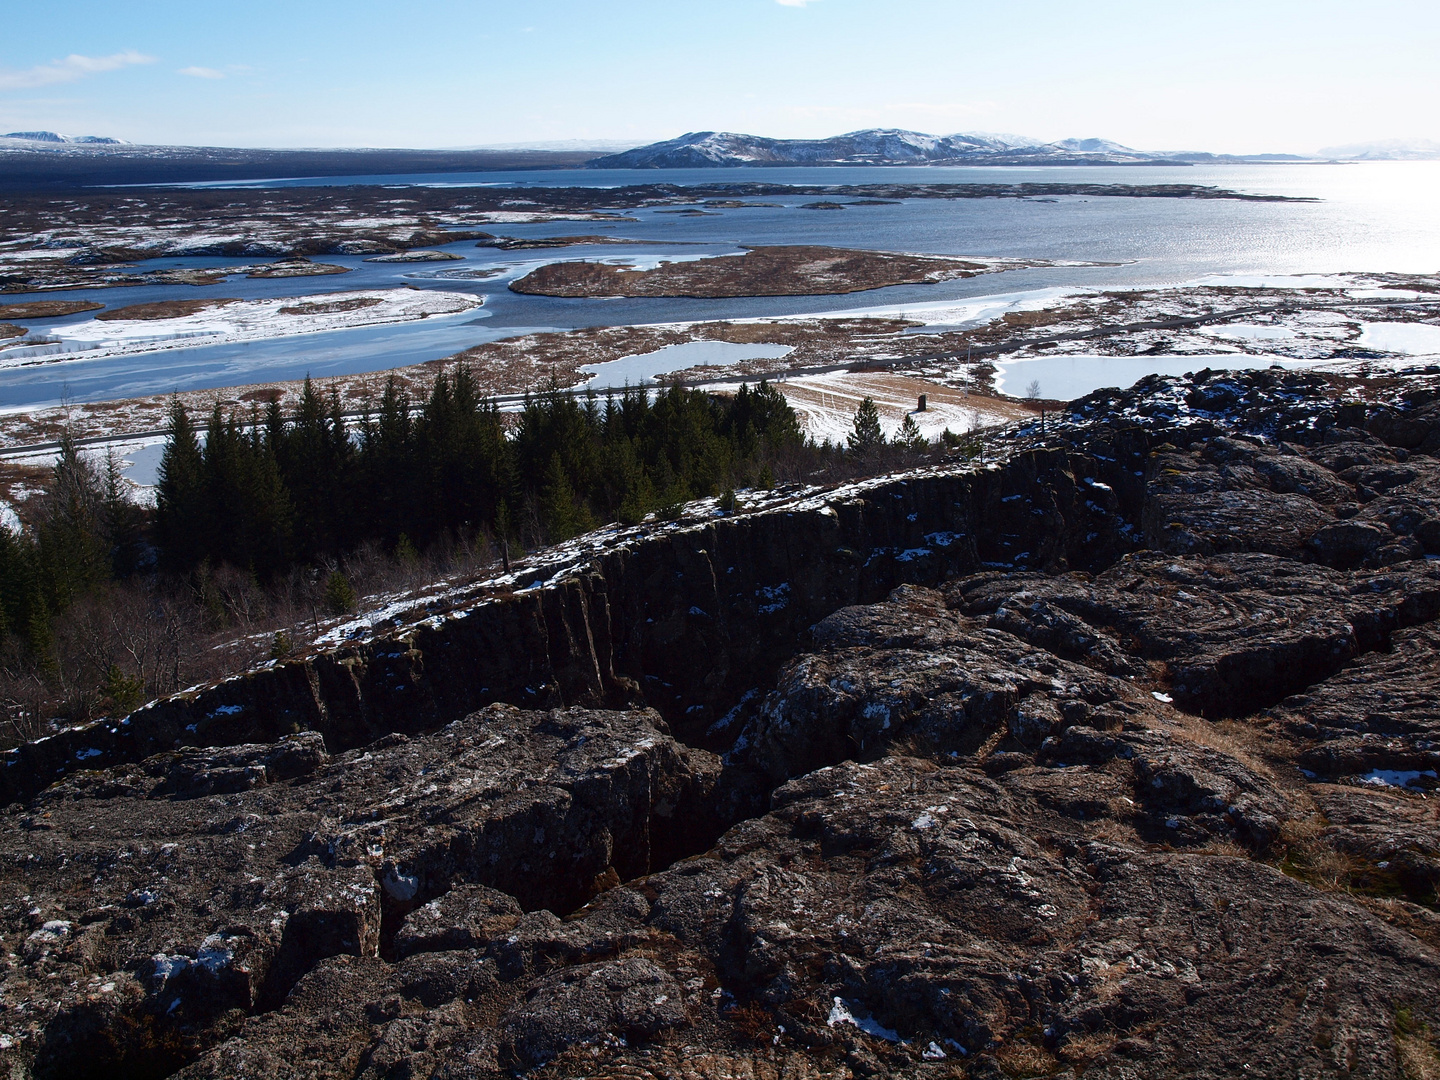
[0,273,1434,452]
[0,287,484,371]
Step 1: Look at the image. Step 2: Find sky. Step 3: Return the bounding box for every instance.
[1,0,1436,154]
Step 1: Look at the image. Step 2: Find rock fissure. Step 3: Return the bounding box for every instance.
[3,368,1440,1077]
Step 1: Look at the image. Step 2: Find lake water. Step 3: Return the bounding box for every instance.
[2,162,1437,413]
[581,341,794,388]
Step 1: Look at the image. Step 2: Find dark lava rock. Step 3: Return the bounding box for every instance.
[949,551,1440,717]
[1272,624,1440,764]
[393,884,523,959]
[0,705,721,1077]
[611,757,1437,1076]
[732,580,1290,850]
[6,367,1440,1078]
[499,956,688,1068]
[174,955,396,1079]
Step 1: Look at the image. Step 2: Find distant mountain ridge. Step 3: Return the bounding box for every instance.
[2,131,129,146]
[586,129,1322,169]
[1316,139,1440,161]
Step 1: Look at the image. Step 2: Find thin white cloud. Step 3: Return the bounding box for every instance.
[178,66,225,80]
[776,0,819,6]
[0,51,154,91]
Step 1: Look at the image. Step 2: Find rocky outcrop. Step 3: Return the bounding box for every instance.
[98,754,1440,1078]
[4,367,1440,1077]
[2,437,1151,802]
[0,706,723,1078]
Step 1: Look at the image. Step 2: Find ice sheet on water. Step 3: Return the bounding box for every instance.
[581,340,794,388]
[1,289,483,371]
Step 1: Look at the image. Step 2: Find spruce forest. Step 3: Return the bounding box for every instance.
[154,368,806,577]
[0,365,948,741]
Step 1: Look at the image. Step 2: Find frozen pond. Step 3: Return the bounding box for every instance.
[1359,322,1440,356]
[581,340,794,387]
[992,353,1326,402]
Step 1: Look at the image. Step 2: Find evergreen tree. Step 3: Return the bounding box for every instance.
[156,400,206,570]
[896,412,926,453]
[276,377,349,559]
[323,570,357,615]
[359,376,416,541]
[101,449,147,576]
[0,522,44,654]
[538,452,589,542]
[198,403,292,576]
[848,397,885,455]
[148,365,809,571]
[35,431,109,611]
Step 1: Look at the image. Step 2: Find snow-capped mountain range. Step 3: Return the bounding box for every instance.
[3,128,1436,173]
[2,130,129,146]
[586,129,1320,168]
[1316,139,1440,161]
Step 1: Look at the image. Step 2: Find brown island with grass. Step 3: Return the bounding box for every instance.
[0,299,105,320]
[510,245,1041,298]
[94,298,243,321]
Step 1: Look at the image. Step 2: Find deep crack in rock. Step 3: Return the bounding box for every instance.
[3,366,1440,1078]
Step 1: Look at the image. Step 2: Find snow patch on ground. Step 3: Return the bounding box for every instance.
[790,287,1080,329]
[473,211,634,224]
[1203,323,1299,342]
[992,353,1328,401]
[1184,273,1363,291]
[828,997,900,1042]
[758,370,1025,445]
[1359,322,1440,355]
[1360,768,1437,789]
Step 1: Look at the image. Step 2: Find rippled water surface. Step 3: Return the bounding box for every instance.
[2,163,1436,411]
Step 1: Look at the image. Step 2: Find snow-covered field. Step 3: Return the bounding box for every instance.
[470,211,634,224]
[0,288,482,368]
[746,371,1027,444]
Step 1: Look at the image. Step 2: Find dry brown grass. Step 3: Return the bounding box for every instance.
[278,296,382,316]
[1357,897,1440,951]
[725,1001,775,1043]
[0,299,103,319]
[1086,818,1143,848]
[1057,1030,1120,1071]
[1197,837,1251,859]
[1276,811,1354,892]
[95,298,241,321]
[996,1040,1063,1077]
[1397,1007,1440,1080]
[1165,714,1277,780]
